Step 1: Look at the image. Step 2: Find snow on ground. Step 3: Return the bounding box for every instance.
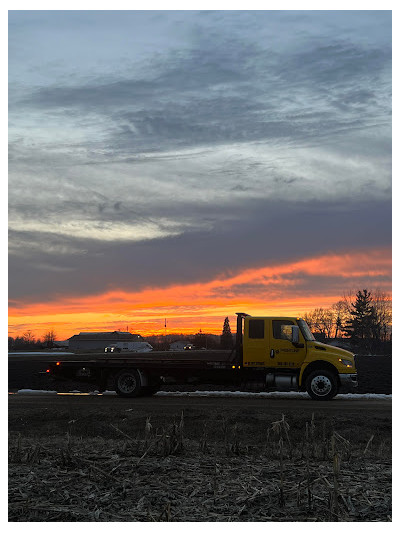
[11,389,391,400]
[9,351,74,355]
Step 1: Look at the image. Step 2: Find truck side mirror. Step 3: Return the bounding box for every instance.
[291,326,299,343]
[291,326,304,348]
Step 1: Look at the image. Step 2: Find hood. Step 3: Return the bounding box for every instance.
[310,341,354,358]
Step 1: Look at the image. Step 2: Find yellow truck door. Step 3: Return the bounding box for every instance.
[268,319,307,369]
[243,317,269,367]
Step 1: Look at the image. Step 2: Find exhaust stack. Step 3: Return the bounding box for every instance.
[235,312,250,364]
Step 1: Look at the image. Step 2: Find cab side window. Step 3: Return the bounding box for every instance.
[273,320,294,340]
[249,319,265,339]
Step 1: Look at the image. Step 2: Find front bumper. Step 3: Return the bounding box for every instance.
[339,373,358,393]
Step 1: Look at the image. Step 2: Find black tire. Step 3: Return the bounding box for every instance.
[114,369,143,397]
[305,369,338,401]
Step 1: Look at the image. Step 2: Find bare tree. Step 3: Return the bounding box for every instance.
[331,300,350,338]
[320,308,335,339]
[22,331,35,344]
[371,290,392,342]
[43,329,57,347]
[304,308,332,338]
[303,311,317,332]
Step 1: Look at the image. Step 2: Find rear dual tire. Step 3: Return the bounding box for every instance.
[114,369,143,397]
[114,370,161,397]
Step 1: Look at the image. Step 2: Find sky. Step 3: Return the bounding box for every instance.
[8,9,392,340]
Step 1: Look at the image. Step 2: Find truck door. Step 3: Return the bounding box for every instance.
[268,319,307,369]
[243,318,269,367]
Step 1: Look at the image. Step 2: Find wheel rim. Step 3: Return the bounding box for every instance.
[310,375,332,396]
[118,373,137,394]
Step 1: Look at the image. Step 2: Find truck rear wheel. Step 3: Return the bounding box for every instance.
[306,369,338,401]
[114,369,143,397]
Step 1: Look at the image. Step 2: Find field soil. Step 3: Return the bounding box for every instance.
[9,355,391,522]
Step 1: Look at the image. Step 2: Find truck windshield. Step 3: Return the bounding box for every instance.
[297,319,315,341]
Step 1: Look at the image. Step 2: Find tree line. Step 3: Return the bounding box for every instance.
[304,289,391,354]
[8,330,57,351]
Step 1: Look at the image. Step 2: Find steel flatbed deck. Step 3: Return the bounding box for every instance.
[8,350,237,369]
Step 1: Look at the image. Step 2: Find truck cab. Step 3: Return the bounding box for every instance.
[242,315,357,400]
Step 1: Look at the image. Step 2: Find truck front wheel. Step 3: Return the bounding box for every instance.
[306,369,338,401]
[114,369,143,397]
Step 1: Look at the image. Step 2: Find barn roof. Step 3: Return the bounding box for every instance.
[68,331,143,341]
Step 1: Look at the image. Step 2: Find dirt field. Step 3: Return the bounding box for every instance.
[8,355,392,522]
[9,393,391,522]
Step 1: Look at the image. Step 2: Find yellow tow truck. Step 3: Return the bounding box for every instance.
[47,312,357,400]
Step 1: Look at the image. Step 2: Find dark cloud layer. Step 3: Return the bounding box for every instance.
[8,197,391,303]
[19,34,391,155]
[8,11,392,306]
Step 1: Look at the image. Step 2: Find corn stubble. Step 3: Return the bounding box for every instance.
[9,412,391,522]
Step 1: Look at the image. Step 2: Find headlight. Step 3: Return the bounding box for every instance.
[339,358,353,368]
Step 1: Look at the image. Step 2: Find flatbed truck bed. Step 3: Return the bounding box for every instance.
[8,349,235,366]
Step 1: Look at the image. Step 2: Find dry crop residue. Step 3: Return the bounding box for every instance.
[9,410,391,522]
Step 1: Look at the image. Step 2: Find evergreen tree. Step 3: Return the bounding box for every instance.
[344,289,376,352]
[220,317,233,349]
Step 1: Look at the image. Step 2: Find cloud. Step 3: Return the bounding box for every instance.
[8,245,391,338]
[8,11,392,330]
[8,196,391,302]
[11,21,391,158]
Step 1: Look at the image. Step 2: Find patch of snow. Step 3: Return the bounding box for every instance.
[16,389,58,394]
[155,391,392,400]
[13,389,391,400]
[9,351,74,355]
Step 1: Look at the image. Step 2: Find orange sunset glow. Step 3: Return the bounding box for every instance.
[8,247,391,340]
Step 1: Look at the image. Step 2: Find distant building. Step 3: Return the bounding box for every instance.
[54,340,69,348]
[68,331,144,352]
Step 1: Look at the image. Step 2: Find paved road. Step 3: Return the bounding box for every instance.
[8,391,391,414]
[9,392,391,450]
